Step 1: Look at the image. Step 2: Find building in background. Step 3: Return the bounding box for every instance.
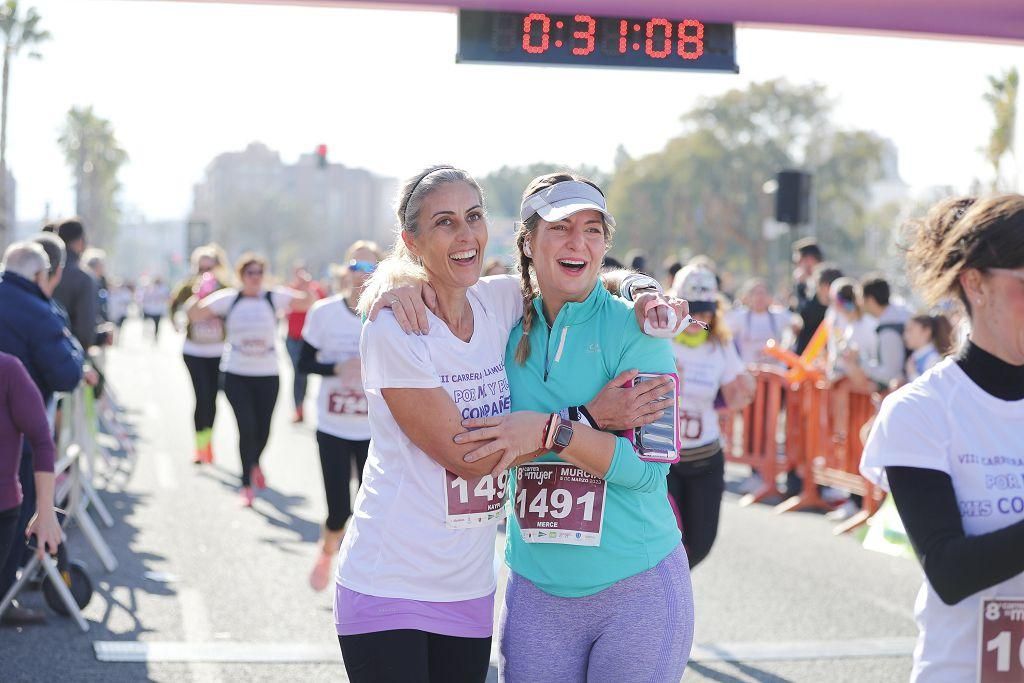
[110,218,187,283]
[189,142,396,276]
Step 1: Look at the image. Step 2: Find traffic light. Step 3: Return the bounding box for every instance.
[316,144,328,169]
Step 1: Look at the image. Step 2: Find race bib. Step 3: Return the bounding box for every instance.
[239,338,270,356]
[679,410,704,441]
[444,470,509,529]
[191,318,225,344]
[327,390,367,416]
[979,598,1024,682]
[515,463,606,546]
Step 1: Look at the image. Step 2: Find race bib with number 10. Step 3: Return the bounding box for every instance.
[979,597,1024,682]
[444,470,509,529]
[515,462,606,546]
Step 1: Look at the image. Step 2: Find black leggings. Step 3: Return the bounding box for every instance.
[0,504,21,581]
[667,448,725,569]
[222,373,279,487]
[145,313,162,338]
[316,431,369,531]
[183,354,221,433]
[338,630,491,683]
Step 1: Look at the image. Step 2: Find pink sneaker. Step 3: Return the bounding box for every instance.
[252,466,266,490]
[240,487,254,507]
[309,553,333,592]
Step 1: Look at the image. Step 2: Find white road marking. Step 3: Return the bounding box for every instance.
[93,636,915,665]
[178,587,224,683]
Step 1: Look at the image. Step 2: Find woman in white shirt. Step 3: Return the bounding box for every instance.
[668,264,753,568]
[300,240,383,591]
[826,277,878,386]
[726,278,791,365]
[861,194,1024,682]
[187,253,304,506]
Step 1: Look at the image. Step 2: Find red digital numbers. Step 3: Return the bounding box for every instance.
[572,15,596,55]
[521,14,705,61]
[678,19,705,59]
[522,12,550,54]
[646,18,673,58]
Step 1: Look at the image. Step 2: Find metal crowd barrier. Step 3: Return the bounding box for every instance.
[0,380,136,633]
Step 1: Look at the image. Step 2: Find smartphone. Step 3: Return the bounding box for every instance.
[631,373,680,463]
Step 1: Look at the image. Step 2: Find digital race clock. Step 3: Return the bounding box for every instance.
[457,10,737,72]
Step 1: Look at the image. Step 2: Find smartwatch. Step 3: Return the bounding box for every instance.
[549,415,574,455]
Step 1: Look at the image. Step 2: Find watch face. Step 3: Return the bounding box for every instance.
[554,423,573,448]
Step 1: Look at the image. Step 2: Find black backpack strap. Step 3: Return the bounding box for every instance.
[226,291,244,318]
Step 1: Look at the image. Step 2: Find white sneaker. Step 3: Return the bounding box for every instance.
[825,500,860,522]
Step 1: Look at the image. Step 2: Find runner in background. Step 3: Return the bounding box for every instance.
[284,262,325,423]
[139,276,171,344]
[170,245,229,465]
[668,264,754,568]
[861,194,1024,682]
[300,240,382,591]
[107,280,133,341]
[186,253,306,507]
[903,312,953,382]
[726,277,792,365]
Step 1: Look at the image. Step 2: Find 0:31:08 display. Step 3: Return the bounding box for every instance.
[491,13,705,60]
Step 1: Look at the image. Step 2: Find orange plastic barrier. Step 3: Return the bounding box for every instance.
[720,366,788,506]
[772,376,887,533]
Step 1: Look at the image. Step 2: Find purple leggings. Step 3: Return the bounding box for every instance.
[499,544,694,683]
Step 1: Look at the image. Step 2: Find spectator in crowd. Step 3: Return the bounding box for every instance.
[43,218,99,351]
[844,274,913,389]
[903,313,954,382]
[825,277,878,384]
[0,241,83,625]
[726,278,792,364]
[791,239,826,353]
[30,232,66,301]
[795,262,843,356]
[626,248,649,275]
[82,248,110,323]
[0,352,61,614]
[662,257,683,291]
[284,263,325,423]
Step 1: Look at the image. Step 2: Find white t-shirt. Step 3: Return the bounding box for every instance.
[301,294,369,441]
[726,306,791,365]
[861,358,1024,682]
[336,276,523,601]
[202,287,293,376]
[671,339,744,449]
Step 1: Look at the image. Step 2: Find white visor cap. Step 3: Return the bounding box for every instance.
[519,181,616,228]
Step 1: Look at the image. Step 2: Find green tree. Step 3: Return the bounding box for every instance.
[57,106,128,247]
[982,67,1018,191]
[0,1,49,247]
[607,79,886,280]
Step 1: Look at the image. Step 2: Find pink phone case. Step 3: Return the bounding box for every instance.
[620,372,681,464]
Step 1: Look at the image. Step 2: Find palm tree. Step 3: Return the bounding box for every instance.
[57,106,128,247]
[0,1,48,248]
[983,67,1018,191]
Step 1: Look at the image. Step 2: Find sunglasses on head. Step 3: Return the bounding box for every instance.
[349,260,376,274]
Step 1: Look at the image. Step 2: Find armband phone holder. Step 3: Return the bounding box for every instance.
[620,372,681,463]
